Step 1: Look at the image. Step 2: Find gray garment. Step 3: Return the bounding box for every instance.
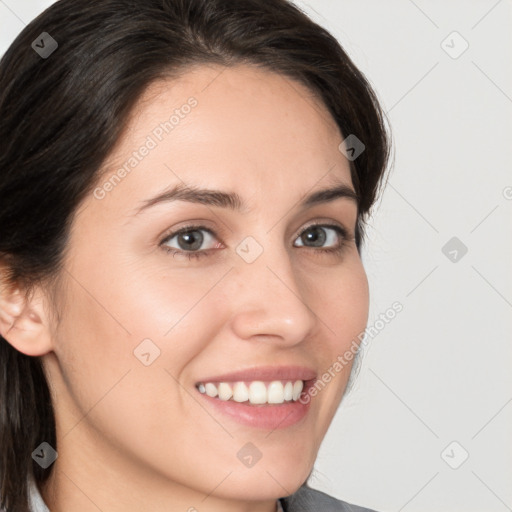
[27,475,377,512]
[280,484,378,512]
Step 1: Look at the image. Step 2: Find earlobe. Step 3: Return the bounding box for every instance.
[0,283,54,357]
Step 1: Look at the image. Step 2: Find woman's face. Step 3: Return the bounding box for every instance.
[42,63,369,509]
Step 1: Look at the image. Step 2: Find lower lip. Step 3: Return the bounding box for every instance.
[196,383,313,430]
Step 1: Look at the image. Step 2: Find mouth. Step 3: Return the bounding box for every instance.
[193,366,317,429]
[194,377,316,429]
[195,379,310,405]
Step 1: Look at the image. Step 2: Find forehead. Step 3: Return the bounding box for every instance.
[96,63,352,213]
[131,62,341,142]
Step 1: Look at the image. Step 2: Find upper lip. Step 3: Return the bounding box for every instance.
[196,365,317,384]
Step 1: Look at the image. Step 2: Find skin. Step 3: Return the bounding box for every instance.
[0,63,369,512]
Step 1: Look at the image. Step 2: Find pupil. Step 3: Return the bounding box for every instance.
[179,230,203,251]
[304,226,325,247]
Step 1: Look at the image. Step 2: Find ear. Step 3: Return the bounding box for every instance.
[0,279,54,357]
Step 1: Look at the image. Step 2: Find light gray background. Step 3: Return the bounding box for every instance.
[1,1,511,511]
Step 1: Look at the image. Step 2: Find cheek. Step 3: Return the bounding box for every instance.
[339,260,369,334]
[56,231,234,390]
[50,263,224,458]
[305,256,369,418]
[316,254,369,350]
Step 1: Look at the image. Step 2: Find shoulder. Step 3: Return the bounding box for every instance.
[280,484,379,512]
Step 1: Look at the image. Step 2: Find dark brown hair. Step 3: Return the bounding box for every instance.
[0,0,391,509]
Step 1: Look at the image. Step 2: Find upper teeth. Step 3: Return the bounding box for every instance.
[197,380,304,404]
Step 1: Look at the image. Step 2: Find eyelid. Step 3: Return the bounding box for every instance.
[294,219,353,242]
[159,219,218,241]
[159,223,221,249]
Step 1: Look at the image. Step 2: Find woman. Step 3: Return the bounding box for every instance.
[0,0,391,510]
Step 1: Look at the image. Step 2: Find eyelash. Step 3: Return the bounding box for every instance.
[159,221,352,261]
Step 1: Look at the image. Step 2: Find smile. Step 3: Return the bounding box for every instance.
[196,380,304,405]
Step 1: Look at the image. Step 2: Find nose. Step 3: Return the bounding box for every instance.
[227,241,318,348]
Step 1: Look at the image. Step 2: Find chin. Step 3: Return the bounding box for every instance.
[214,450,314,501]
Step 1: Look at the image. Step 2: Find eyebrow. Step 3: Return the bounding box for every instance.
[133,181,358,216]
